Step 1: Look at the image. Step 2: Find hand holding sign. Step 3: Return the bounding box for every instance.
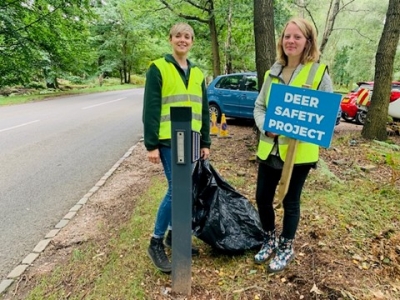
[264,83,342,148]
[264,83,341,204]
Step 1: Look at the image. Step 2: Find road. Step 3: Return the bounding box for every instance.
[0,88,144,281]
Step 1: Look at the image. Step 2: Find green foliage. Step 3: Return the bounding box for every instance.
[331,46,352,87]
[273,0,294,34]
[1,0,396,88]
[25,82,46,89]
[0,0,96,88]
[62,75,87,84]
[130,74,145,85]
[0,78,141,106]
[318,0,388,82]
[90,0,173,81]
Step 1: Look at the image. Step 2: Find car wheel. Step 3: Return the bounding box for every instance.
[209,103,221,123]
[341,112,355,123]
[355,111,367,125]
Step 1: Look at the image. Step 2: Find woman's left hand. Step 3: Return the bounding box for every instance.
[200,148,210,160]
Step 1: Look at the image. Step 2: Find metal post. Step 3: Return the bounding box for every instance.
[170,107,192,295]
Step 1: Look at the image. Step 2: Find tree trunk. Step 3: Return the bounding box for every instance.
[158,0,221,77]
[224,0,233,74]
[123,60,128,84]
[209,11,221,77]
[253,0,276,90]
[98,73,104,87]
[362,0,400,140]
[296,0,306,18]
[319,0,340,55]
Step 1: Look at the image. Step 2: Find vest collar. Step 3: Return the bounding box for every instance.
[269,62,306,77]
[164,54,196,69]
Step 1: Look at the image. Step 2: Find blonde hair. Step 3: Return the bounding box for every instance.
[169,23,195,40]
[276,17,320,65]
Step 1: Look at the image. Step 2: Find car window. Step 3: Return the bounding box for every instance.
[243,76,258,91]
[215,75,242,90]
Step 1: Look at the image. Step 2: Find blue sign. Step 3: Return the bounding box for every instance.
[263,83,342,148]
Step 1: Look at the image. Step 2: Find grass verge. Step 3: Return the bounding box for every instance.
[25,177,164,299]
[8,126,400,299]
[0,80,140,106]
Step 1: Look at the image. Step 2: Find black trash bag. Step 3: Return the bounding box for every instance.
[192,159,264,254]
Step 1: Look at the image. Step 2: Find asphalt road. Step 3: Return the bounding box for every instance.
[0,88,144,281]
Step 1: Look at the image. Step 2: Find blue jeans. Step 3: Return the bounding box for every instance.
[153,146,173,238]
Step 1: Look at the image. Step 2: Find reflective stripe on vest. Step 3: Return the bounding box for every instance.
[153,58,204,140]
[257,62,327,163]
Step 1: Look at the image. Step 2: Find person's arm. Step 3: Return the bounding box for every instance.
[319,68,340,125]
[318,71,334,93]
[143,64,162,151]
[254,76,269,134]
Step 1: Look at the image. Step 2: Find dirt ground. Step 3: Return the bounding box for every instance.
[2,119,399,300]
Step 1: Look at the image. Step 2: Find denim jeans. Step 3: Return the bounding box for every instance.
[153,146,173,238]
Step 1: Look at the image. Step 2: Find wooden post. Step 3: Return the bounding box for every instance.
[275,84,310,207]
[276,138,298,206]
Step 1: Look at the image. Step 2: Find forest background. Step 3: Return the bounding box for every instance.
[1,0,399,92]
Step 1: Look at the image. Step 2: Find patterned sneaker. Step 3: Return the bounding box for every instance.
[267,236,294,273]
[254,230,277,264]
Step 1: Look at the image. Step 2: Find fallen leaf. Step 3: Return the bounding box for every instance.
[310,283,323,295]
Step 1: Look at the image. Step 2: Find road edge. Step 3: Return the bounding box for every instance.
[0,141,141,295]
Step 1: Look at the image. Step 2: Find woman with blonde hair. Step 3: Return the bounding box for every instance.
[253,17,334,273]
[143,22,211,273]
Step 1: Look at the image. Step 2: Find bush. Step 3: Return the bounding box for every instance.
[24,82,46,89]
[63,75,86,84]
[130,74,145,85]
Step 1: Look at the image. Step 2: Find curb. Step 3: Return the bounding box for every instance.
[0,143,139,295]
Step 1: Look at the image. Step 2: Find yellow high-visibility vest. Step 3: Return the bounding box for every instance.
[153,58,204,140]
[257,62,327,163]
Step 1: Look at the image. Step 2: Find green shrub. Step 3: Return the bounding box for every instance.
[63,75,86,84]
[130,74,145,85]
[25,82,46,89]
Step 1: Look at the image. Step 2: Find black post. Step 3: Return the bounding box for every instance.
[170,107,192,295]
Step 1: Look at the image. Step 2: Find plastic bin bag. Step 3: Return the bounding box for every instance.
[192,159,264,254]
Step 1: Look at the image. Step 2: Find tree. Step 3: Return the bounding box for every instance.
[159,0,222,77]
[291,0,356,56]
[361,0,400,140]
[91,0,167,83]
[331,46,351,87]
[0,0,94,88]
[319,0,340,55]
[224,0,233,74]
[253,0,276,90]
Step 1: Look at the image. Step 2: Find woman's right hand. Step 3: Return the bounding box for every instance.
[265,131,279,138]
[148,149,160,164]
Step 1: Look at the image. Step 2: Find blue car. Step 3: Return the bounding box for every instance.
[207,72,341,125]
[207,72,258,122]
